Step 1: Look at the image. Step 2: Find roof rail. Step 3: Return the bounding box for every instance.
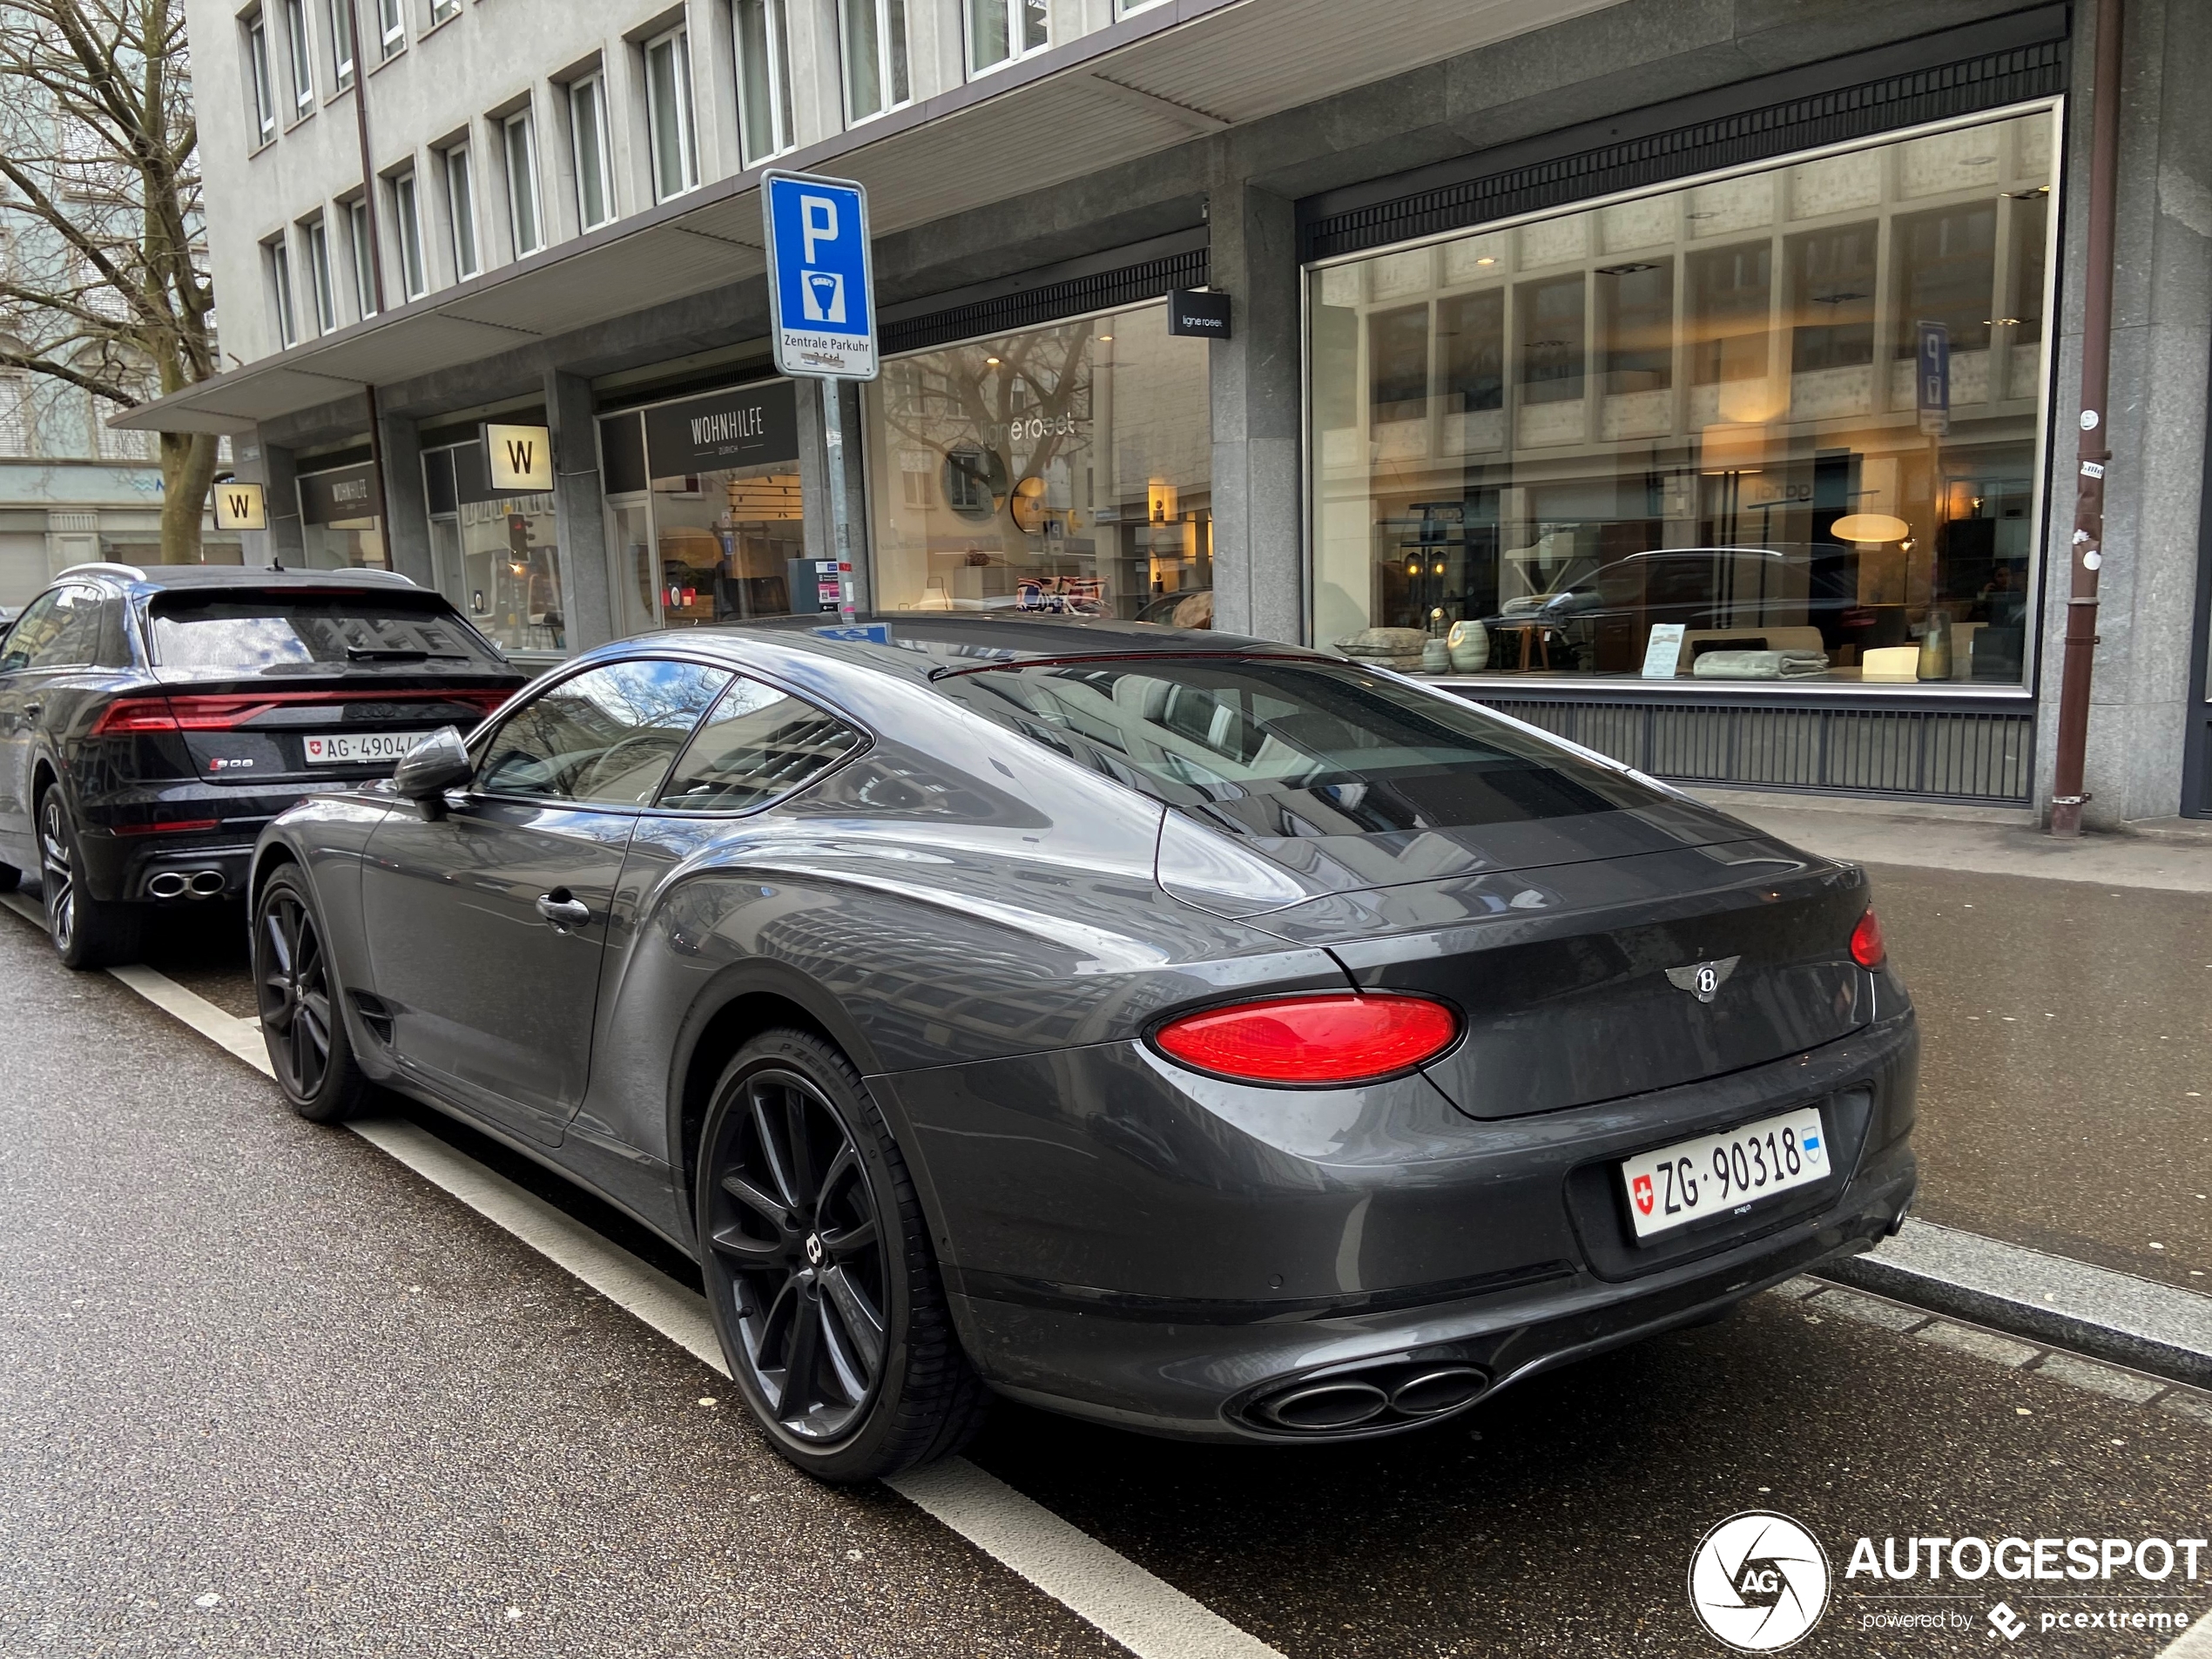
[56,561,148,582]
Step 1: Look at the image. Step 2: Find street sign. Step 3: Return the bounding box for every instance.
[1916,320,1951,436]
[762,171,878,382]
[212,480,266,531]
[483,423,554,493]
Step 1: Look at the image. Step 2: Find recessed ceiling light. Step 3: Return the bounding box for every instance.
[985,356,1001,365]
[1474,256,1497,266]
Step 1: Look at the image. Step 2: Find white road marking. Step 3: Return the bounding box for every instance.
[0,895,1286,1659]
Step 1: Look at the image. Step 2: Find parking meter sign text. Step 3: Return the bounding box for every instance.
[764,172,878,382]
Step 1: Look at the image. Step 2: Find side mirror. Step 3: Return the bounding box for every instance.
[392,726,473,812]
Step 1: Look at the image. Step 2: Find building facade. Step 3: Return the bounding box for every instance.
[133,0,2212,822]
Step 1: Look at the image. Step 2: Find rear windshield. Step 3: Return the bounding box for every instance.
[146,590,506,672]
[937,657,1662,833]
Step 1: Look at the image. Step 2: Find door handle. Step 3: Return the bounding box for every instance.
[535,891,591,928]
[22,702,39,721]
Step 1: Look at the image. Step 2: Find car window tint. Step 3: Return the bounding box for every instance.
[477,659,731,806]
[656,676,860,813]
[0,590,62,671]
[146,590,505,671]
[27,586,102,669]
[939,656,1664,834]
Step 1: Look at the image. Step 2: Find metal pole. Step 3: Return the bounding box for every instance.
[823,382,857,623]
[2047,0,2126,837]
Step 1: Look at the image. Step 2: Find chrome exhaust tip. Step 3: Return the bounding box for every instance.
[187,870,226,897]
[1255,1380,1391,1431]
[146,872,188,899]
[1387,1366,1489,1417]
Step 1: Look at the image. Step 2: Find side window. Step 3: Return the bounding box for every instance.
[476,658,730,806]
[656,675,862,813]
[0,591,62,671]
[32,587,105,669]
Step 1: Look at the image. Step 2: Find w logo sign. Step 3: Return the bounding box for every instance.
[211,481,265,530]
[484,423,553,493]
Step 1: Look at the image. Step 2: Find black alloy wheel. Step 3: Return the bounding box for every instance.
[37,787,140,969]
[698,1029,985,1482]
[253,867,372,1123]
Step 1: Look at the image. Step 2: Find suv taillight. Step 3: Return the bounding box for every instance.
[1151,993,1459,1085]
[1850,908,1887,969]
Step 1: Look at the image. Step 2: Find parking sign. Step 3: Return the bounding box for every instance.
[763,172,878,381]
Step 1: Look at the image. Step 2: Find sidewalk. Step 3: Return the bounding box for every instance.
[1694,787,2212,1377]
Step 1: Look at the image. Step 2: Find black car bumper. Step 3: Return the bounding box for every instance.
[877,1009,1919,1442]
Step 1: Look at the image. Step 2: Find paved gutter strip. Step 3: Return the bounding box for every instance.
[0,894,1288,1659]
[1816,1218,2212,1391]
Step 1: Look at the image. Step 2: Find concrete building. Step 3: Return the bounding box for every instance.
[124,0,2211,823]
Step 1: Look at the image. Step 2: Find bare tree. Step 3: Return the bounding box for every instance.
[0,0,217,562]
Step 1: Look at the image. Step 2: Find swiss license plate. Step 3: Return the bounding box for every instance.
[302,730,435,765]
[1618,1106,1830,1241]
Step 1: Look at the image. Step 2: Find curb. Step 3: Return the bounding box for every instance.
[1813,1219,2212,1391]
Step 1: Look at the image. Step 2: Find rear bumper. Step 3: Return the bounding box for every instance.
[76,789,308,902]
[878,1010,1919,1442]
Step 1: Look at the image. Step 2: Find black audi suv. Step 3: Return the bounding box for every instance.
[0,563,523,967]
[247,615,1917,1480]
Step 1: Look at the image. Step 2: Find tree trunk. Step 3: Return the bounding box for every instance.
[158,430,216,563]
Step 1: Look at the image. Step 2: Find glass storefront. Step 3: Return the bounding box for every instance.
[422,439,564,658]
[295,460,388,570]
[598,379,813,637]
[865,300,1214,625]
[1308,108,2056,686]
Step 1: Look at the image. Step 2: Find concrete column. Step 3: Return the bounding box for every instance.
[374,408,434,589]
[260,438,307,568]
[1206,165,1303,644]
[796,378,872,613]
[547,368,615,651]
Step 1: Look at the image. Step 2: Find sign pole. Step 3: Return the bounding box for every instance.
[823,386,856,624]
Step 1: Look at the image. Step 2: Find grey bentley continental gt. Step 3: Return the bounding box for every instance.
[248,616,1918,1481]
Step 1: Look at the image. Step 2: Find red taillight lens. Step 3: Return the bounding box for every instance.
[91,696,180,735]
[1151,993,1459,1085]
[1850,908,1887,969]
[92,686,509,736]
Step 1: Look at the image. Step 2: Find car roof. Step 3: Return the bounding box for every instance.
[662,613,1321,682]
[54,562,421,596]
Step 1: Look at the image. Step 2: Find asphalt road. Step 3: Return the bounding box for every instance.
[6,894,2212,1656]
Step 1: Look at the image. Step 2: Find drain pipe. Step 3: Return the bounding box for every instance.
[2047,0,2126,838]
[342,0,393,546]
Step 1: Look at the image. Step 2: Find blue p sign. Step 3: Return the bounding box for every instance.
[764,172,878,381]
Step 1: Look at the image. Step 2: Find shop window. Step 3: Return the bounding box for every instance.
[1306,107,2056,690]
[424,439,566,658]
[968,0,1046,76]
[296,460,387,569]
[736,0,797,165]
[303,217,338,334]
[644,26,699,201]
[570,74,615,231]
[502,109,542,258]
[865,301,1214,626]
[281,0,313,115]
[841,0,910,124]
[390,169,427,298]
[244,10,277,145]
[445,144,479,279]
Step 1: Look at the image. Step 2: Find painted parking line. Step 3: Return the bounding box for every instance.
[0,892,1285,1659]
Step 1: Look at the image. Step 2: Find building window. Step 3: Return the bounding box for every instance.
[304,217,339,333]
[0,373,30,456]
[967,0,1046,75]
[1305,106,2058,690]
[348,198,377,316]
[569,73,614,231]
[391,169,427,298]
[428,0,458,24]
[1116,0,1169,11]
[502,110,542,257]
[840,0,908,124]
[865,303,1214,624]
[245,10,277,144]
[445,144,479,278]
[268,239,299,347]
[644,27,698,200]
[282,0,313,114]
[735,0,796,165]
[377,0,403,56]
[325,0,354,88]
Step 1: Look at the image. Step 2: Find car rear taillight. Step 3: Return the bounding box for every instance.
[91,686,508,737]
[1151,993,1459,1085]
[91,696,181,735]
[1850,908,1887,969]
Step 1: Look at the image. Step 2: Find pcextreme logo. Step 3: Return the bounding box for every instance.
[1689,1511,1831,1651]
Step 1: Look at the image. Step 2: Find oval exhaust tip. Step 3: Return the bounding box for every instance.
[1388,1366,1488,1417]
[147,873,187,899]
[188,870,226,896]
[1258,1380,1390,1431]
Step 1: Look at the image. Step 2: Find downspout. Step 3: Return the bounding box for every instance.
[2047,0,2126,838]
[342,0,393,545]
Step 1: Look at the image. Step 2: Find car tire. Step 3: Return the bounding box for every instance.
[698,1028,988,1483]
[252,866,374,1124]
[37,786,142,969]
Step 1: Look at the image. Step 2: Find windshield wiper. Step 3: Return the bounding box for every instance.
[345,646,469,662]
